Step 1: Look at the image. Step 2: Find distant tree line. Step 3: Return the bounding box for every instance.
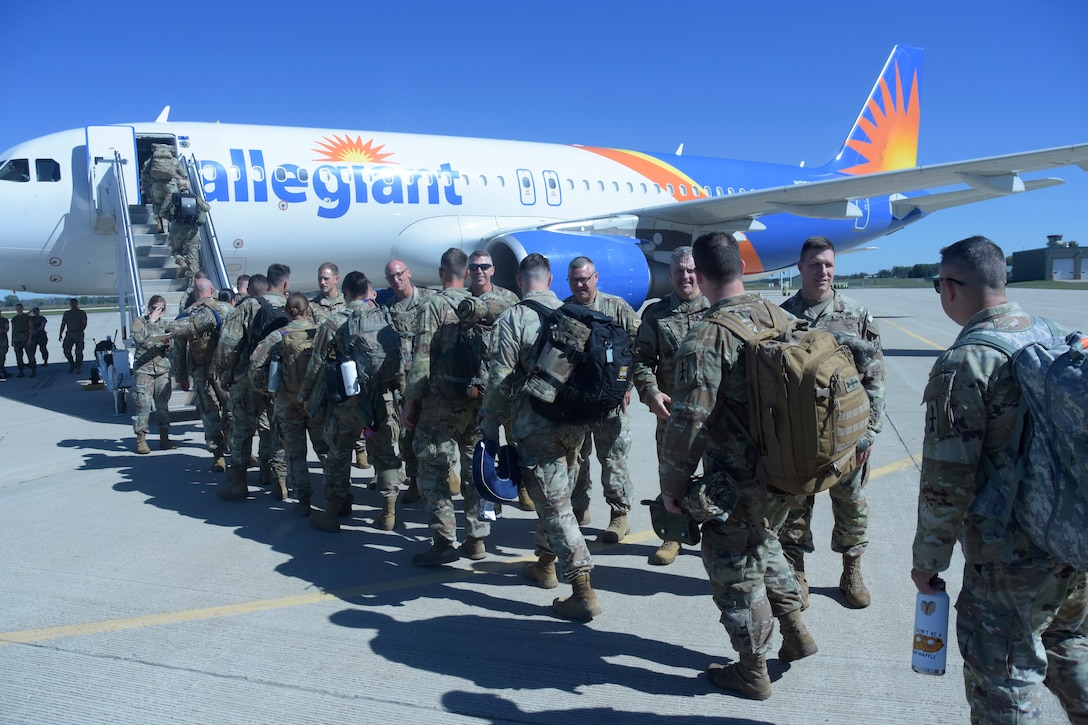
[840,263,940,280]
[2,294,118,309]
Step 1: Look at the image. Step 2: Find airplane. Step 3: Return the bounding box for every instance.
[1,43,1086,311]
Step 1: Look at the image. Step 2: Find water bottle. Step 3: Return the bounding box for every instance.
[912,589,950,675]
[340,359,360,397]
[268,359,281,393]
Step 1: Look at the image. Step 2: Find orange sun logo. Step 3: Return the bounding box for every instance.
[312,135,397,164]
[841,63,920,175]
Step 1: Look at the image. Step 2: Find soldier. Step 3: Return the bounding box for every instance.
[564,256,640,543]
[29,307,48,367]
[479,253,600,621]
[0,309,9,378]
[632,246,709,565]
[778,237,885,608]
[213,265,290,501]
[659,232,815,700]
[402,248,493,565]
[131,295,177,454]
[383,258,435,503]
[300,272,402,532]
[173,277,233,471]
[140,143,186,233]
[58,298,89,373]
[911,236,1088,722]
[231,275,250,307]
[10,304,33,377]
[162,179,210,282]
[308,262,345,463]
[250,293,322,515]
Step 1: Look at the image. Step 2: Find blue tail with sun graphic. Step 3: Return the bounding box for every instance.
[824,44,923,175]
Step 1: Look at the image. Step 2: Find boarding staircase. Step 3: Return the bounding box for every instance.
[90,151,232,415]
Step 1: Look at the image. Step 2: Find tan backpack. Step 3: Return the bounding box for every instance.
[709,302,870,496]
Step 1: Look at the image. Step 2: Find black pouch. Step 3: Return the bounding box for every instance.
[641,495,701,545]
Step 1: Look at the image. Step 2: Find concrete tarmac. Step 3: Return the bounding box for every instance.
[0,288,1081,724]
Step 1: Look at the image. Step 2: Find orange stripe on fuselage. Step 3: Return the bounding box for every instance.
[578,146,703,201]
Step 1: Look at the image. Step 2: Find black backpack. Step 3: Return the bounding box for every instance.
[172,192,200,225]
[521,299,634,425]
[245,297,289,362]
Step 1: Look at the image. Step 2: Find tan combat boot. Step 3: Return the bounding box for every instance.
[379,495,397,531]
[211,448,226,472]
[401,477,420,504]
[552,572,601,622]
[651,540,681,566]
[706,654,772,700]
[412,539,459,567]
[135,433,151,455]
[309,500,342,533]
[459,536,486,561]
[524,554,559,589]
[785,550,809,610]
[601,512,629,544]
[777,610,818,662]
[158,431,178,450]
[517,485,535,512]
[354,448,369,468]
[841,553,871,608]
[216,469,249,501]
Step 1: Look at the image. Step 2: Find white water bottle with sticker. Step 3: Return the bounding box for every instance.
[340,359,360,397]
[912,589,950,676]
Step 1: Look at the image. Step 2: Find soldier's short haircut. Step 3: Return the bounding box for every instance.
[266,263,291,289]
[194,277,214,297]
[692,232,742,283]
[440,247,469,277]
[218,289,233,302]
[800,236,835,261]
[940,236,1007,291]
[519,253,551,285]
[469,250,491,262]
[319,262,339,276]
[248,274,270,297]
[342,270,370,298]
[671,246,694,265]
[236,274,250,288]
[286,292,311,318]
[568,256,595,273]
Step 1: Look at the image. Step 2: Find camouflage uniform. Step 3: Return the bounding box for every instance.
[213,293,286,477]
[309,291,346,326]
[140,146,185,224]
[659,294,804,657]
[60,307,88,370]
[162,195,210,278]
[299,299,402,507]
[779,290,885,559]
[406,287,491,548]
[913,301,1088,722]
[131,313,173,436]
[250,319,321,501]
[29,313,48,365]
[10,310,32,374]
[0,314,10,377]
[479,289,592,582]
[563,291,640,517]
[385,286,435,481]
[173,297,233,453]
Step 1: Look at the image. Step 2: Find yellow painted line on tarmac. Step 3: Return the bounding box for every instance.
[880,318,947,350]
[1,454,920,648]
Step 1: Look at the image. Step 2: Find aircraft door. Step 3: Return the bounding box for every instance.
[516,169,536,206]
[86,126,140,208]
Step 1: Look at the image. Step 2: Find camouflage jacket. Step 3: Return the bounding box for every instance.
[479,289,580,441]
[131,314,173,376]
[782,289,885,441]
[633,292,709,404]
[249,318,315,399]
[309,291,346,326]
[60,308,88,336]
[10,313,30,343]
[405,287,472,401]
[912,301,1065,572]
[212,292,287,383]
[477,285,519,307]
[384,285,436,377]
[0,315,8,346]
[173,297,232,382]
[298,298,371,414]
[658,293,786,500]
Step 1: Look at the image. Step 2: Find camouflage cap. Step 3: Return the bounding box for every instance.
[680,471,738,523]
[642,496,701,545]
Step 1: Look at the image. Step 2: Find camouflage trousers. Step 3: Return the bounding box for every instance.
[150,180,177,220]
[570,409,633,515]
[0,342,8,371]
[29,332,48,365]
[956,529,1088,723]
[397,411,419,479]
[12,337,32,371]
[700,485,804,657]
[779,461,870,559]
[169,225,201,276]
[516,424,593,583]
[62,332,85,367]
[412,400,488,546]
[132,368,171,435]
[228,379,282,475]
[366,391,403,497]
[190,366,225,452]
[274,397,321,500]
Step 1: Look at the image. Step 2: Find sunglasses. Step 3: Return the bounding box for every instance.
[468,263,493,271]
[385,269,408,281]
[932,277,966,293]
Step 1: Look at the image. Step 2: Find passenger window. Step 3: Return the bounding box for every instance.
[0,158,30,182]
[36,159,61,182]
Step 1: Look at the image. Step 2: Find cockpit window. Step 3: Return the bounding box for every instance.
[36,159,61,182]
[0,158,30,182]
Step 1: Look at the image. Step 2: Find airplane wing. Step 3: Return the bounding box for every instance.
[550,143,1088,231]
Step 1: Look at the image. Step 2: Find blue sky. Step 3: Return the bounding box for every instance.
[3,0,1086,283]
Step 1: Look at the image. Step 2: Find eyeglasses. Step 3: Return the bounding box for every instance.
[385,269,408,281]
[152,306,165,312]
[568,274,597,285]
[468,263,493,272]
[932,277,966,293]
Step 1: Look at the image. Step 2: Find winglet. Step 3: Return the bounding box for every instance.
[826,45,922,175]
[155,106,171,123]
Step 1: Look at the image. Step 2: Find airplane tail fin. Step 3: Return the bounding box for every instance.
[824,44,923,175]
